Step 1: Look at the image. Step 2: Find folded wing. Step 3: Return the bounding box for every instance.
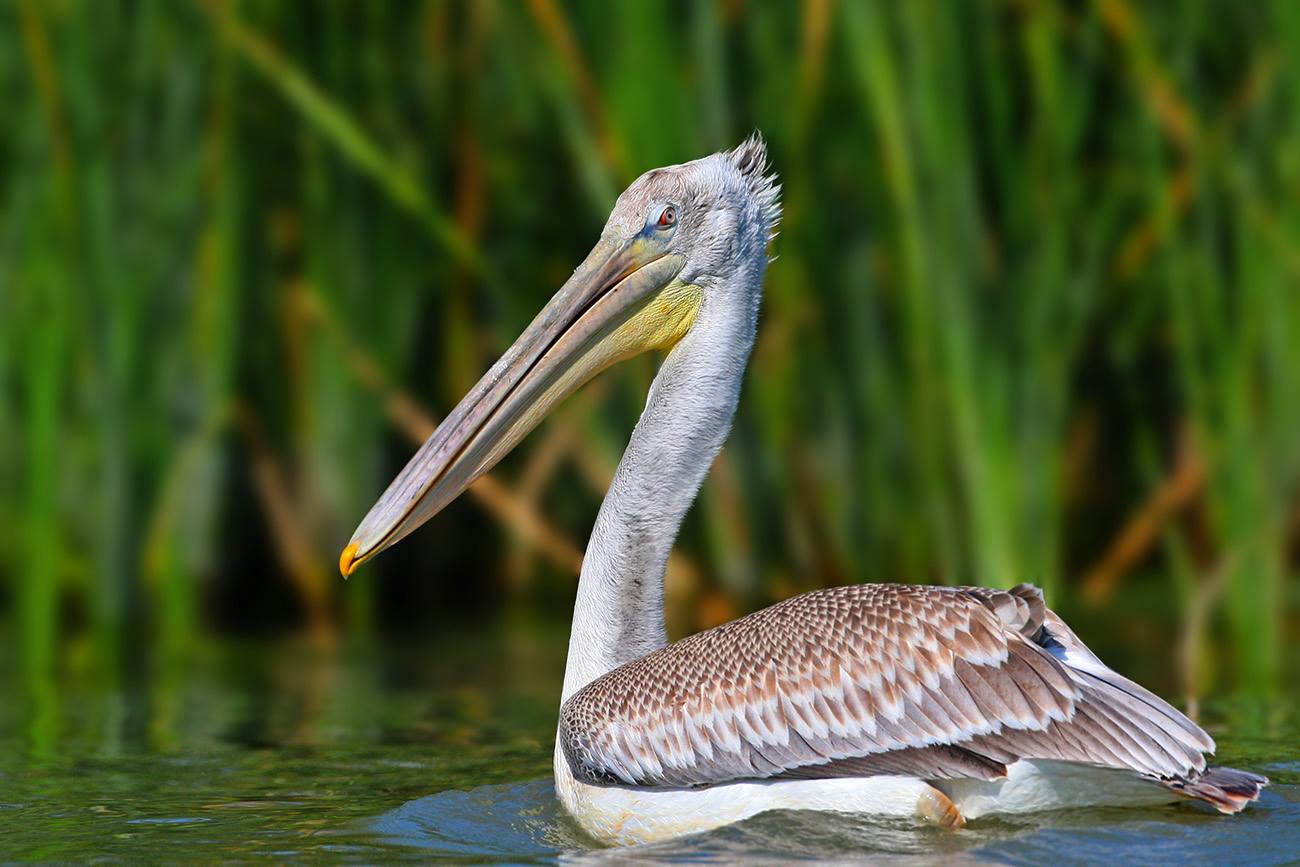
[558,583,1214,788]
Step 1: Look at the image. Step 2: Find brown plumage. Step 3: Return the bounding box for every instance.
[559,583,1266,812]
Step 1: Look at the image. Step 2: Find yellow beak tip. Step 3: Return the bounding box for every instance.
[339,542,361,578]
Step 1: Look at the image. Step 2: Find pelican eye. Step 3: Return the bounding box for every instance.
[653,204,677,230]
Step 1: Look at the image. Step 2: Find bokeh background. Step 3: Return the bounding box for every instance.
[3,0,1299,766]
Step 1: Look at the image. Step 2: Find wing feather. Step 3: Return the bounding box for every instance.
[558,583,1213,788]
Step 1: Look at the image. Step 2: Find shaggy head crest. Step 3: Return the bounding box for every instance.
[725,132,782,244]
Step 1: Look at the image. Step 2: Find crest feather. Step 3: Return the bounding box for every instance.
[725,132,782,242]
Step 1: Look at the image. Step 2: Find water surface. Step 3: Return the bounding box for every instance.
[1,623,1294,863]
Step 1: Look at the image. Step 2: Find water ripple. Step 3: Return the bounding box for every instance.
[368,778,1300,865]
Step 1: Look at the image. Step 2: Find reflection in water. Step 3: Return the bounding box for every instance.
[370,769,1300,865]
[0,625,1294,862]
[372,779,589,859]
[369,777,992,863]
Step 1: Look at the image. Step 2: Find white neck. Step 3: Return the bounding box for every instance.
[560,271,761,702]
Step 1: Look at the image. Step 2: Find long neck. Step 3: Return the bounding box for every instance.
[560,275,760,702]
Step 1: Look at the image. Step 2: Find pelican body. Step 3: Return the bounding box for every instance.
[341,136,1266,845]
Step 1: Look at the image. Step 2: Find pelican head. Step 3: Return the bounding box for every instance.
[340,135,779,576]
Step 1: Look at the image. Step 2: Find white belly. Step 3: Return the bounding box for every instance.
[553,747,1175,846]
[937,758,1174,818]
[554,745,934,846]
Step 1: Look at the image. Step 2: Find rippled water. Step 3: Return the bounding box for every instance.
[372,775,1300,864]
[0,624,1295,863]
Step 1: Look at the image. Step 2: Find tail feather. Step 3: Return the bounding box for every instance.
[1167,766,1269,814]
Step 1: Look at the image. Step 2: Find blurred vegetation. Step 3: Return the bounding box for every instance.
[2,0,1297,731]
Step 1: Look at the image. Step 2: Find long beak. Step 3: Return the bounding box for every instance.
[340,233,693,576]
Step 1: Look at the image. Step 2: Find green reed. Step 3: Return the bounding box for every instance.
[0,0,1295,718]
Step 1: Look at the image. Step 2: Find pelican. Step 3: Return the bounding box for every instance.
[340,136,1266,846]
